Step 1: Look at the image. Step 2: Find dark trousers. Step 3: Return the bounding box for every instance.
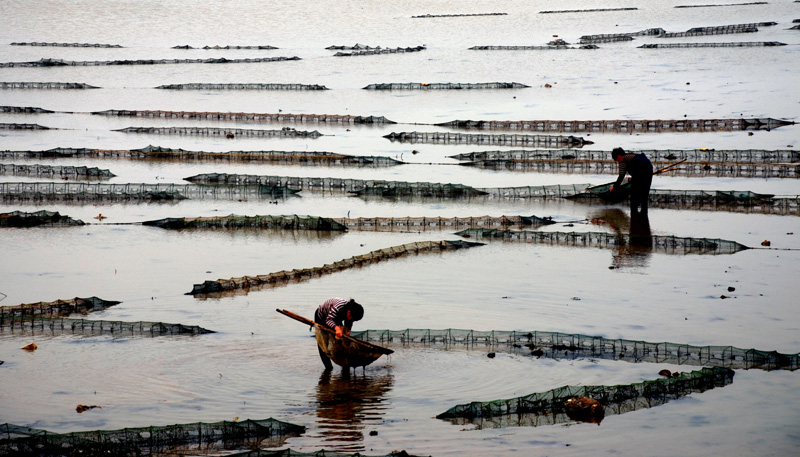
[314,309,334,370]
[629,155,653,213]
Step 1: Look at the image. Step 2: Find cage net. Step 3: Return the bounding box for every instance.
[0,56,300,68]
[0,123,49,130]
[0,147,401,167]
[0,182,297,202]
[351,329,799,371]
[0,82,99,89]
[1,106,55,113]
[156,83,328,90]
[0,418,304,457]
[0,163,115,179]
[0,315,213,336]
[450,148,800,164]
[188,240,483,296]
[455,228,750,255]
[436,117,792,132]
[0,296,119,318]
[114,126,323,138]
[383,131,589,147]
[144,215,349,231]
[363,82,528,90]
[436,367,735,427]
[94,109,395,125]
[335,215,555,231]
[0,210,85,227]
[639,41,786,48]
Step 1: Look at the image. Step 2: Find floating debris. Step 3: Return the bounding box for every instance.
[0,146,401,166]
[143,214,349,231]
[353,328,800,370]
[0,163,115,179]
[0,210,85,227]
[0,123,50,130]
[20,342,38,351]
[363,82,528,90]
[187,240,484,295]
[639,41,786,48]
[539,7,638,13]
[436,367,734,428]
[0,56,300,68]
[411,12,508,18]
[0,82,100,89]
[10,42,122,47]
[113,126,323,138]
[156,83,328,90]
[75,404,101,413]
[332,46,426,56]
[0,419,303,456]
[0,315,214,336]
[436,117,794,133]
[0,182,298,202]
[456,228,750,255]
[94,109,393,124]
[172,44,278,49]
[383,131,590,147]
[1,106,55,113]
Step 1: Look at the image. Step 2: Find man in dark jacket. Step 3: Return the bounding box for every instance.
[610,147,653,214]
[314,298,364,370]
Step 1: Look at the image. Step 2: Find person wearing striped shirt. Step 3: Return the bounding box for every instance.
[610,147,653,214]
[314,297,364,370]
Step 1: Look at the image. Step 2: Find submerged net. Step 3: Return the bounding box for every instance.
[0,182,298,202]
[436,367,734,427]
[114,126,323,138]
[0,296,119,318]
[383,131,590,147]
[0,56,300,68]
[351,329,800,371]
[156,83,328,90]
[95,109,395,124]
[144,215,349,231]
[454,228,750,255]
[0,163,115,179]
[437,117,793,132]
[0,315,213,336]
[363,82,528,90]
[0,210,85,227]
[0,82,99,89]
[188,240,483,295]
[0,418,304,457]
[0,146,402,166]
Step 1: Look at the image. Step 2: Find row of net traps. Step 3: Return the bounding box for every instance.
[350,329,799,371]
[186,240,483,295]
[0,82,328,90]
[0,164,115,178]
[0,182,298,202]
[93,109,395,124]
[0,56,300,68]
[0,297,212,336]
[578,22,777,42]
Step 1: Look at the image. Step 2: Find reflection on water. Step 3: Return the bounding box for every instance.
[310,369,393,452]
[592,208,653,270]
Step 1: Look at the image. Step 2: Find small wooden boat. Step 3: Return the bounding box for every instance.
[276,308,393,368]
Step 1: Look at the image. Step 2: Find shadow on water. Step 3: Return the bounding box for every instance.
[591,208,653,270]
[310,369,394,452]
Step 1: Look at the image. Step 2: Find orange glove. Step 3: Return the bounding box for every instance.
[335,326,344,338]
[609,185,614,192]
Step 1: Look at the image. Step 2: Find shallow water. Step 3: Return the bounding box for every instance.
[1,1,800,456]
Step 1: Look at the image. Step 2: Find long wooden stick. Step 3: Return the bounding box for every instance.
[276,308,393,354]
